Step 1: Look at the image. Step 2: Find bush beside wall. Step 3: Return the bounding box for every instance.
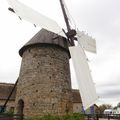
[25,113,84,120]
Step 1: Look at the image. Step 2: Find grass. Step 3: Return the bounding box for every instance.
[25,113,84,120]
[0,111,14,116]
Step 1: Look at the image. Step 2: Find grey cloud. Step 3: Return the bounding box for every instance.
[96,82,120,100]
[98,90,120,99]
[97,82,120,88]
[0,68,19,83]
[97,75,120,87]
[70,0,120,40]
[96,75,120,100]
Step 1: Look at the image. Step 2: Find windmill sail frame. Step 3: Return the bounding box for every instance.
[77,30,96,53]
[69,46,98,110]
[7,0,66,38]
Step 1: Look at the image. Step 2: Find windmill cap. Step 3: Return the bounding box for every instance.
[19,29,69,57]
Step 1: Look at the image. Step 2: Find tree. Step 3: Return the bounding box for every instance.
[117,102,120,107]
[99,104,112,114]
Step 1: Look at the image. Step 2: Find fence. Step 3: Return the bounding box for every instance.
[0,113,120,120]
[0,114,24,120]
[85,114,120,120]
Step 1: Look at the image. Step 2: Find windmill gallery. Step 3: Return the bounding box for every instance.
[0,0,97,117]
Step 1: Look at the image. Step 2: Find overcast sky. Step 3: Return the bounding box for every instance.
[0,0,120,107]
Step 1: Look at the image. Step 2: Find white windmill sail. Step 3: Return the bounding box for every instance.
[7,0,66,38]
[77,30,96,53]
[69,46,98,110]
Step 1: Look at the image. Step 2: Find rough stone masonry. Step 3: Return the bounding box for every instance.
[15,29,73,117]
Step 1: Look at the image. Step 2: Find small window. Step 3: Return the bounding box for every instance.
[10,107,14,113]
[28,49,31,53]
[36,90,38,92]
[33,103,35,106]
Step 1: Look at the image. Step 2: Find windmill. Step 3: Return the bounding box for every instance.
[4,0,98,114]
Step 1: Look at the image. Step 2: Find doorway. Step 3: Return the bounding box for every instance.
[17,99,24,115]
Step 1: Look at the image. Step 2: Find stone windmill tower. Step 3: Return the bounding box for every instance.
[15,29,73,117]
[6,0,97,117]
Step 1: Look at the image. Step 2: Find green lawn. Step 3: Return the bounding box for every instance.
[25,113,85,120]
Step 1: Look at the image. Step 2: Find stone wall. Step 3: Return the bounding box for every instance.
[0,100,15,112]
[73,103,82,113]
[15,45,73,117]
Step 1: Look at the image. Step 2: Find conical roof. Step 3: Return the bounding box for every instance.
[19,29,69,57]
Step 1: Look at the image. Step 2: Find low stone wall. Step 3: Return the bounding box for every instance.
[0,100,15,112]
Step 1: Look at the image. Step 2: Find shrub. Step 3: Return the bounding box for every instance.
[72,113,84,120]
[1,111,14,116]
[25,113,84,120]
